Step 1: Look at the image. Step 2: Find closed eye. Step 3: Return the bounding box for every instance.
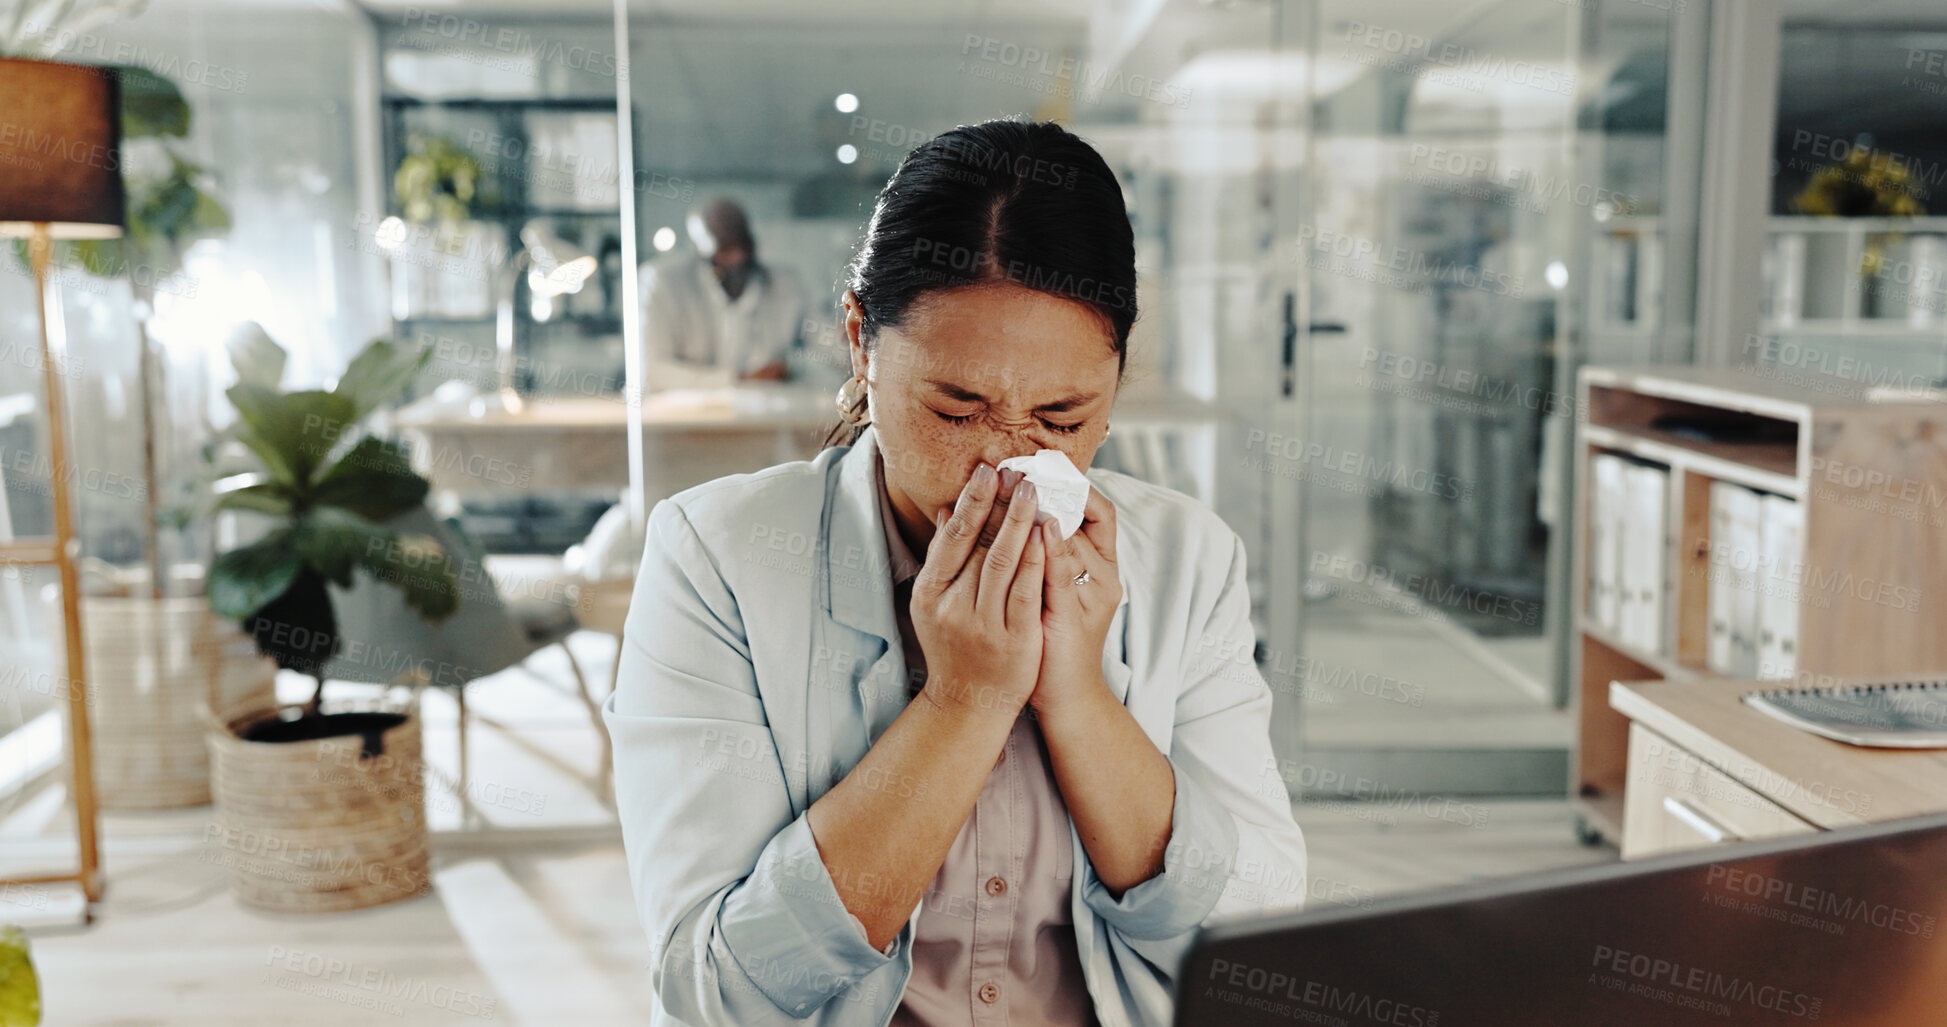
[932,408,1084,434]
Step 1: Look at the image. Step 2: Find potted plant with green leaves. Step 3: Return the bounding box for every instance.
[192,331,461,912]
[394,132,485,226]
[1791,145,1931,319]
[389,131,500,317]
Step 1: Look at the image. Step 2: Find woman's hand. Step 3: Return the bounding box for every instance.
[910,463,1048,717]
[1032,486,1121,719]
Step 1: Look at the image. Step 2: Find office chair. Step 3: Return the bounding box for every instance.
[318,505,614,819]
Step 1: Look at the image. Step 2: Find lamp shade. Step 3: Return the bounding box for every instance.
[0,57,124,239]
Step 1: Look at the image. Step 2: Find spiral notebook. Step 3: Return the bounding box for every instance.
[1743,679,1947,749]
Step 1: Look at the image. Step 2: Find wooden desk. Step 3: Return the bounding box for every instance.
[393,386,836,499]
[393,385,1229,504]
[1610,677,1947,860]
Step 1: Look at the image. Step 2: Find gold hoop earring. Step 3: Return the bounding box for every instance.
[836,374,872,426]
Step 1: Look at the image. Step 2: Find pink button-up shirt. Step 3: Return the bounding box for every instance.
[850,455,1100,1026]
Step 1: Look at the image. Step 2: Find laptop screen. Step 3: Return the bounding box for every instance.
[1176,813,1947,1026]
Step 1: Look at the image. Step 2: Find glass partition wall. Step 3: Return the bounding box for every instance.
[0,0,634,871]
[0,0,1740,912]
[615,0,1316,773]
[607,0,1714,818]
[1290,0,1707,802]
[1751,17,1947,388]
[1,0,395,905]
[1,0,389,588]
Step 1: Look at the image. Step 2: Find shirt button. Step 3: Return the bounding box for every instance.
[985,876,1007,897]
[978,981,1001,1004]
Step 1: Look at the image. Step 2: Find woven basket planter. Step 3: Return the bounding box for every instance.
[85,598,277,810]
[205,698,431,913]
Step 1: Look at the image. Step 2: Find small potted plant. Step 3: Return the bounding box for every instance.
[193,331,460,912]
[1791,146,1930,319]
[389,132,500,317]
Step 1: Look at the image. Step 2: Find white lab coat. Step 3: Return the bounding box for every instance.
[638,254,805,378]
[602,425,1307,1027]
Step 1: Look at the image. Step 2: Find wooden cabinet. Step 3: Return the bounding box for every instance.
[1620,723,1817,859]
[1611,676,1947,861]
[1570,364,1947,844]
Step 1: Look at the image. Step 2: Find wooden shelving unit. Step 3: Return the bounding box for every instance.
[1570,364,1947,845]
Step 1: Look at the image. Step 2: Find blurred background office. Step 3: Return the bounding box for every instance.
[1,0,1945,1023]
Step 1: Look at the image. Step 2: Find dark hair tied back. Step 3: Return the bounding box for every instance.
[827,119,1137,447]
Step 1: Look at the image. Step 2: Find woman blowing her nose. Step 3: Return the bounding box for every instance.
[603,118,1307,1027]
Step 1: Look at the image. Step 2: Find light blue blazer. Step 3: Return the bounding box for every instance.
[602,425,1307,1027]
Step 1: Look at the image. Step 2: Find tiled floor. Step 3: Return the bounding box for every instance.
[1299,598,1569,749]
[7,628,1617,1025]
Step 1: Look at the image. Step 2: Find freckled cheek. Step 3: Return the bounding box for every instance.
[882,414,977,510]
[922,435,984,506]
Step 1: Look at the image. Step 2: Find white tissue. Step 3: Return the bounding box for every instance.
[997,449,1090,540]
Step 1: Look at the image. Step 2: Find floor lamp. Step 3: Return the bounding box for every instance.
[0,56,126,907]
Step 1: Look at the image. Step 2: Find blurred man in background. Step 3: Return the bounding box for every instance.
[638,197,805,386]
